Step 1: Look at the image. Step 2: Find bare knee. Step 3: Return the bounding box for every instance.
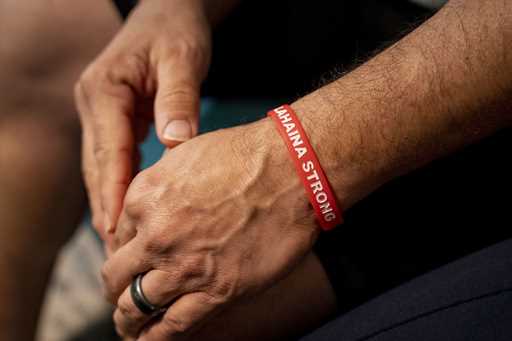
[0,0,120,121]
[0,0,120,84]
[0,114,85,257]
[1,115,81,184]
[0,0,121,190]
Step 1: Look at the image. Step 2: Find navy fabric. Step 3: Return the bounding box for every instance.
[303,239,512,341]
[314,128,512,311]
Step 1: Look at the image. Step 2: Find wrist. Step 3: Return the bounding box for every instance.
[235,117,319,236]
[288,93,386,210]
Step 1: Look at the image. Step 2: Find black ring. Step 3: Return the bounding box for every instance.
[130,273,160,315]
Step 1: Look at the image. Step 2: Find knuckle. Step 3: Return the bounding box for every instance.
[129,170,153,192]
[119,53,147,87]
[123,196,142,219]
[94,146,133,183]
[181,255,206,279]
[162,314,191,335]
[93,142,109,163]
[100,265,116,302]
[164,82,197,98]
[209,278,237,303]
[79,66,101,90]
[142,234,168,255]
[123,188,147,219]
[117,299,142,323]
[160,86,198,111]
[158,88,199,119]
[123,171,160,215]
[165,38,206,62]
[79,65,117,102]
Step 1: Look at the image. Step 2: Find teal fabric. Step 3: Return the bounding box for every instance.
[88,99,278,227]
[139,99,277,169]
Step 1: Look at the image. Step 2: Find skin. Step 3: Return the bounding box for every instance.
[120,253,337,341]
[85,0,512,339]
[75,0,239,243]
[0,0,336,340]
[184,253,336,341]
[0,1,120,339]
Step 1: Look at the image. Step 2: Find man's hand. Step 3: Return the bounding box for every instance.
[102,119,322,340]
[179,253,336,341]
[98,0,512,338]
[75,0,212,241]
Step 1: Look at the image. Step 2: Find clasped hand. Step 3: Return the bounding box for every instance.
[102,122,318,339]
[74,0,318,339]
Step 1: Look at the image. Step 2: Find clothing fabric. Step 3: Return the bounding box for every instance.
[303,238,512,340]
[314,127,512,312]
[409,0,447,9]
[110,1,433,98]
[112,0,137,19]
[109,3,512,338]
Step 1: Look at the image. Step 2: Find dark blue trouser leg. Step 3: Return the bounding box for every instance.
[302,239,512,341]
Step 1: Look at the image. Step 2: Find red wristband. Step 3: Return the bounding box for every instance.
[268,105,343,231]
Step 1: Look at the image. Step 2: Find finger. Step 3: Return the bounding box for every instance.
[154,57,201,147]
[82,115,105,233]
[111,205,138,253]
[102,238,150,304]
[139,292,224,340]
[75,83,105,235]
[83,123,116,251]
[114,270,184,338]
[88,84,136,233]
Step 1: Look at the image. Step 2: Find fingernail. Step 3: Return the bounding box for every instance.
[163,120,192,142]
[104,213,113,233]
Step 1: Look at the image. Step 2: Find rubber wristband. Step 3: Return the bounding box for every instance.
[268,105,343,231]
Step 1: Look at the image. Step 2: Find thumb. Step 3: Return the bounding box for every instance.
[154,59,201,147]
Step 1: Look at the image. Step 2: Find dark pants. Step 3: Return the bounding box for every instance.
[308,126,512,340]
[302,238,512,340]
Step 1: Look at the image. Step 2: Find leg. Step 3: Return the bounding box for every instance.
[0,1,120,339]
[301,239,512,341]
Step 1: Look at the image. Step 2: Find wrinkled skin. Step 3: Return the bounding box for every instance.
[103,118,321,339]
[75,0,212,244]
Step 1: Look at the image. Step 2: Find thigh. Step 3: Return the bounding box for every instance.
[303,239,512,341]
[0,0,122,248]
[0,0,121,113]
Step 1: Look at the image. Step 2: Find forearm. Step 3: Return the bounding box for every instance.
[291,0,512,208]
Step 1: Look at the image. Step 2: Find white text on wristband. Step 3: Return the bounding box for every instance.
[268,105,343,231]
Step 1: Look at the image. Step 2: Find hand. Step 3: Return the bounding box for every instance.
[102,119,320,340]
[75,0,212,243]
[181,253,336,341]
